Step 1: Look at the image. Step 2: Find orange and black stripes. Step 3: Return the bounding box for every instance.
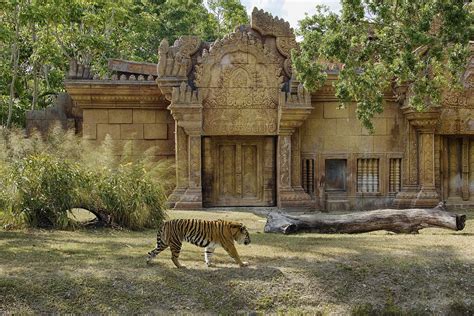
[146,219,251,268]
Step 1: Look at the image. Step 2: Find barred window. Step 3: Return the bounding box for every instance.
[389,158,402,193]
[357,158,379,193]
[302,158,315,195]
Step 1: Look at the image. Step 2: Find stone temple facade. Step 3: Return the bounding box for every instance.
[32,9,473,211]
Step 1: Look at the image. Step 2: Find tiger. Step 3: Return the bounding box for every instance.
[146,218,251,268]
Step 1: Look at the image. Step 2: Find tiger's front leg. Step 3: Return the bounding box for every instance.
[204,244,216,267]
[222,242,248,267]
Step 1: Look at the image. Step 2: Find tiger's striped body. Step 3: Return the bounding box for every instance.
[147,219,251,268]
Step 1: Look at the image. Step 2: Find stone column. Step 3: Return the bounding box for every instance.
[414,127,439,207]
[277,132,292,208]
[461,137,470,201]
[393,122,420,208]
[279,133,292,190]
[175,134,203,209]
[166,83,203,209]
[167,125,188,208]
[277,129,313,208]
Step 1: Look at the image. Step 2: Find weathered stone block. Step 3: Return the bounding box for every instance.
[309,103,324,118]
[324,102,349,118]
[97,124,120,140]
[354,136,375,152]
[121,124,144,140]
[167,123,175,139]
[133,109,156,123]
[133,140,157,155]
[373,135,398,151]
[82,123,97,140]
[373,102,400,118]
[109,109,133,124]
[144,123,167,140]
[324,135,352,152]
[155,110,171,123]
[337,119,361,136]
[316,119,338,136]
[155,139,175,154]
[83,109,108,123]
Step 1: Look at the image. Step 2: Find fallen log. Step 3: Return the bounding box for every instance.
[264,202,466,234]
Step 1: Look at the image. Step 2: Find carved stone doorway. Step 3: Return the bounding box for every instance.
[202,136,275,207]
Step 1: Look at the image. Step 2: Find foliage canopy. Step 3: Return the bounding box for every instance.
[293,0,473,131]
[0,0,248,126]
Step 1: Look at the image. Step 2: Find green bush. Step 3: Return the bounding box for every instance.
[0,126,173,230]
[12,154,82,228]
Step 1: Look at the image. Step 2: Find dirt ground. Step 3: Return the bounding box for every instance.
[1,208,473,314]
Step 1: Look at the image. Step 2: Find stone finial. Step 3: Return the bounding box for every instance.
[66,58,94,79]
[251,7,293,37]
[157,36,201,78]
[280,83,311,107]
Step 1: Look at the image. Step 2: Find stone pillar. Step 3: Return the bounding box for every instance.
[394,107,440,208]
[414,128,439,207]
[167,125,188,208]
[175,134,203,209]
[277,130,312,208]
[461,137,470,201]
[166,83,203,209]
[393,122,420,208]
[277,84,314,209]
[279,133,292,190]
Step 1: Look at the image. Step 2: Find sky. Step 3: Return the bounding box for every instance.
[240,0,341,30]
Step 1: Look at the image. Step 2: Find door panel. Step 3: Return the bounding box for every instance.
[203,136,275,207]
[219,144,236,197]
[242,145,258,198]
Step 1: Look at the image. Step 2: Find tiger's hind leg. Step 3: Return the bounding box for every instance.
[170,242,185,269]
[146,236,169,264]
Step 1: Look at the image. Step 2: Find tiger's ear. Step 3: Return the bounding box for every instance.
[230,223,245,230]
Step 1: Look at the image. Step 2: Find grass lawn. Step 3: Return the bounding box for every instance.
[1,209,473,315]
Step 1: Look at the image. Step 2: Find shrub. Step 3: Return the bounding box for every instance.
[10,154,82,228]
[0,126,173,230]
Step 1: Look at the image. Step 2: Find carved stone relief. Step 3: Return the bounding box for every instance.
[194,29,283,136]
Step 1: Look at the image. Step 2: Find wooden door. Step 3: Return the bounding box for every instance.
[203,136,275,207]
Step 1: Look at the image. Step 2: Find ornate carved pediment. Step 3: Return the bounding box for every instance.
[194,29,284,135]
[157,8,312,137]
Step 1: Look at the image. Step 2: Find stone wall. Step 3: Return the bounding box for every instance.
[82,108,174,160]
[301,95,406,211]
[26,93,80,135]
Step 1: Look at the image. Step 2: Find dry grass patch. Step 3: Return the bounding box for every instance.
[1,209,473,314]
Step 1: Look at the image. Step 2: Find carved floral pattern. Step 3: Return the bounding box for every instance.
[279,135,291,188]
[203,109,277,135]
[276,37,298,58]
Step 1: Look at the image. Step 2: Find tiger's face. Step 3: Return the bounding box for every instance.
[231,223,251,245]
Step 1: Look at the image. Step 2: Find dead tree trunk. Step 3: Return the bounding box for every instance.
[265,203,466,234]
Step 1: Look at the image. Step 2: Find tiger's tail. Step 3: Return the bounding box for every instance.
[146,222,168,263]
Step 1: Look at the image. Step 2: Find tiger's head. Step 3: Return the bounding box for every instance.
[229,222,251,245]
